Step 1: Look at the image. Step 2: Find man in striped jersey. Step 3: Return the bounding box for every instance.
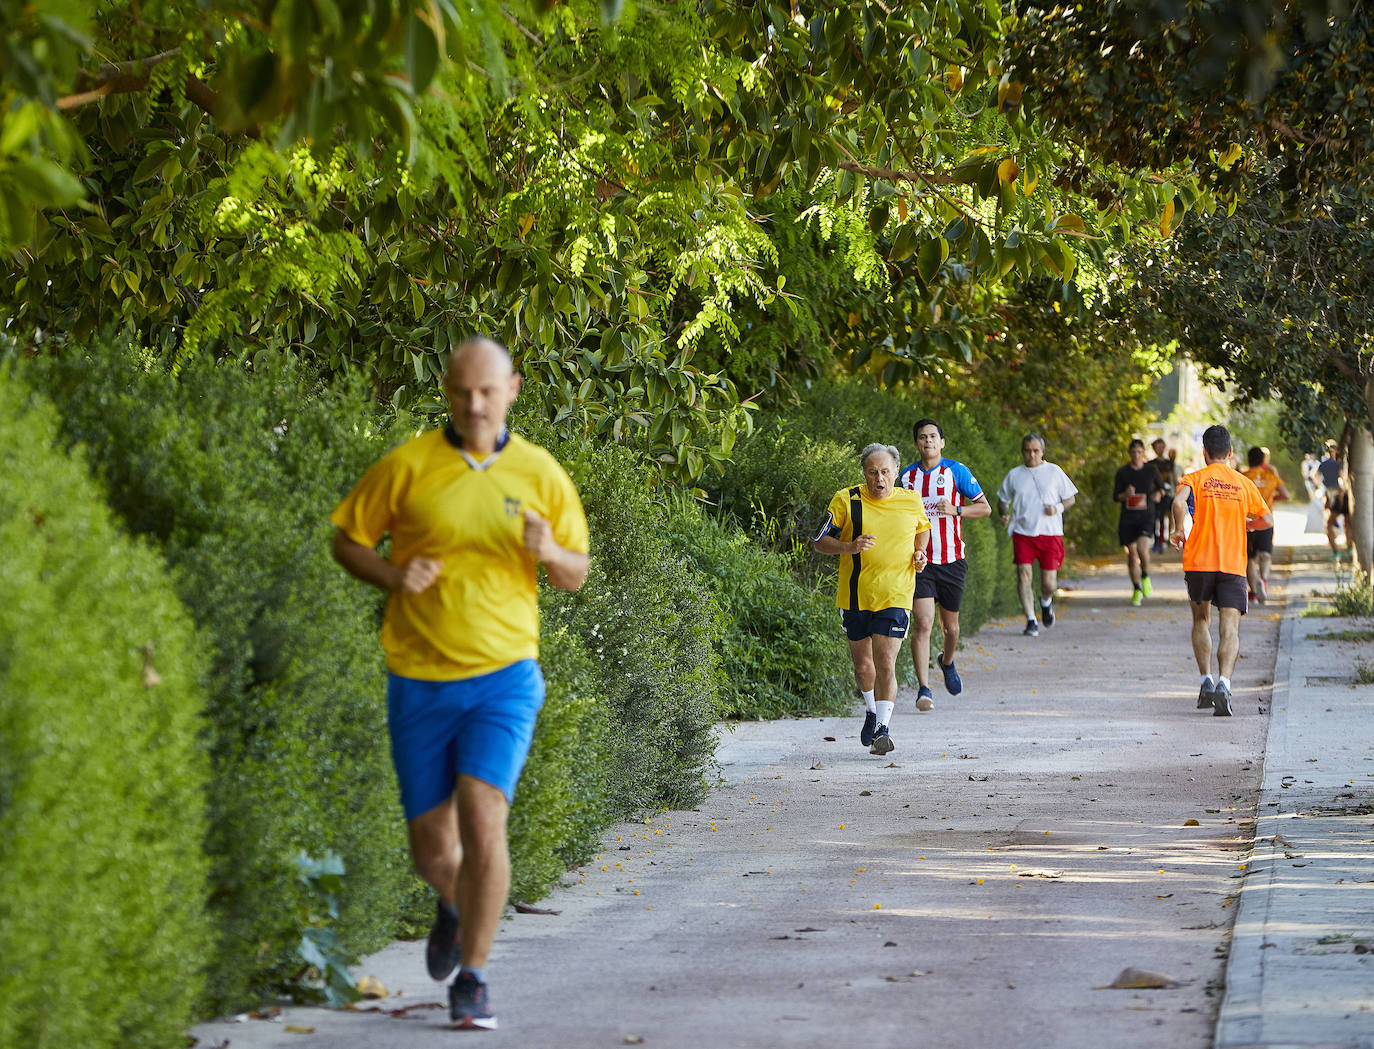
[899,419,992,711]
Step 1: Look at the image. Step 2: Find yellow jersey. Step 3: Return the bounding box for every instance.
[331,427,589,680]
[822,485,931,611]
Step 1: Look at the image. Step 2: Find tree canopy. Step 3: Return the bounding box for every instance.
[3,0,1201,478]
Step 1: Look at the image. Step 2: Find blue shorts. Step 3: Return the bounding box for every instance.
[841,607,910,641]
[386,659,545,819]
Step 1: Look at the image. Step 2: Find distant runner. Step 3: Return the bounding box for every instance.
[1150,438,1177,553]
[996,434,1078,637]
[1317,439,1349,559]
[1114,438,1165,606]
[1173,425,1271,717]
[1240,446,1289,603]
[899,418,991,711]
[815,444,931,755]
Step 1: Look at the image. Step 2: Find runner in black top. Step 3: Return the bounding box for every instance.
[1114,438,1166,606]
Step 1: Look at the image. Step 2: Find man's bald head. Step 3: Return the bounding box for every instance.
[443,335,521,454]
[446,336,513,378]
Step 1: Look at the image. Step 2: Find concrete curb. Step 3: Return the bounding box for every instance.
[1215,551,1374,1049]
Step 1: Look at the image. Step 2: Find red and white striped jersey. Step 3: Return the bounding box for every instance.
[898,458,984,564]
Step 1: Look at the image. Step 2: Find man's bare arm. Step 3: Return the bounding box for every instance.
[523,511,589,591]
[331,528,442,594]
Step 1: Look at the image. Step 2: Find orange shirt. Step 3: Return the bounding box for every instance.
[1241,464,1283,510]
[1179,463,1270,576]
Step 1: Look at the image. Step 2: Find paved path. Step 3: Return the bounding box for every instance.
[193,509,1372,1049]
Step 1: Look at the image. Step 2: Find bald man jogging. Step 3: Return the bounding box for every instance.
[331,337,589,1030]
[1172,425,1271,718]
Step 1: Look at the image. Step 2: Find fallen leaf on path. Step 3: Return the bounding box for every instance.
[1015,869,1063,879]
[823,736,837,742]
[356,975,387,999]
[624,1036,646,1044]
[1183,819,1200,827]
[810,761,825,770]
[284,1025,316,1035]
[512,902,561,915]
[1095,968,1180,990]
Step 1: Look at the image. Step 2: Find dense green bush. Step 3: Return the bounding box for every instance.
[0,371,211,1049]
[661,496,851,718]
[27,346,415,1011]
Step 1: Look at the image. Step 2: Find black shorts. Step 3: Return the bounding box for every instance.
[1118,512,1154,547]
[1247,526,1274,558]
[1185,571,1248,613]
[1325,489,1349,516]
[841,607,910,641]
[913,559,968,611]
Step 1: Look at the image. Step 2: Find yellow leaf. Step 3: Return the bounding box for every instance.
[356,974,388,999]
[1023,169,1038,196]
[966,145,1001,157]
[946,64,964,92]
[1055,214,1085,231]
[1159,198,1176,237]
[847,311,859,328]
[519,212,535,237]
[997,158,1019,185]
[897,195,908,222]
[1218,143,1243,169]
[285,1025,316,1035]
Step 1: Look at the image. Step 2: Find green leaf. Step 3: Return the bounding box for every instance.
[405,15,441,94]
[917,237,942,282]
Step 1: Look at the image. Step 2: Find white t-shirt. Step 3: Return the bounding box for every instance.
[996,463,1078,537]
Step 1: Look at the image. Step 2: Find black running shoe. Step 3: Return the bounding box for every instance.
[1041,604,1055,627]
[1023,619,1040,637]
[939,658,962,696]
[860,710,878,747]
[1196,681,1215,710]
[869,725,894,755]
[1211,685,1233,717]
[448,972,497,1030]
[426,900,461,982]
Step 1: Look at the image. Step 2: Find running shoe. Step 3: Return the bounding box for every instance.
[1197,680,1215,710]
[1041,604,1055,627]
[915,686,935,712]
[426,900,461,982]
[1140,576,1153,598]
[869,725,894,755]
[1248,590,1256,602]
[449,972,497,1030]
[1130,588,1143,607]
[1211,684,1233,717]
[1023,619,1040,637]
[860,710,878,747]
[939,658,962,696]
[1257,578,1268,604]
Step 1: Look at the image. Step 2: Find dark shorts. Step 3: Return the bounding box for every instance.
[914,559,968,611]
[1247,526,1275,558]
[1012,532,1066,570]
[841,607,910,641]
[1118,512,1154,547]
[386,659,545,817]
[1325,489,1349,516]
[1185,571,1249,613]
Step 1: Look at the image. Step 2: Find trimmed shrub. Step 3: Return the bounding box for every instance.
[661,496,851,718]
[27,347,415,1011]
[0,371,211,1049]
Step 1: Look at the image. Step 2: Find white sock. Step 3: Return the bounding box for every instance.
[876,700,894,726]
[1218,676,1231,691]
[862,689,876,713]
[1041,598,1053,609]
[1201,674,1214,688]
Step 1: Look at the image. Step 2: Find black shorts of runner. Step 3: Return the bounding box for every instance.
[1247,526,1275,558]
[841,607,910,641]
[1325,489,1349,516]
[1185,571,1248,613]
[913,559,968,611]
[1118,511,1154,547]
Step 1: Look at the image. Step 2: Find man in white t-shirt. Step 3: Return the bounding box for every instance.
[996,433,1079,637]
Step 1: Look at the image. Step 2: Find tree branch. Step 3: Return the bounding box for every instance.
[56,49,223,120]
[837,160,967,187]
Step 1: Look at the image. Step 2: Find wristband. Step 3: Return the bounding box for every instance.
[955,505,962,517]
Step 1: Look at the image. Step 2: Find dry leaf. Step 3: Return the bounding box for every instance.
[356,974,387,999]
[284,1024,316,1034]
[1095,967,1180,990]
[1015,869,1063,879]
[624,1036,645,1045]
[1183,819,1200,827]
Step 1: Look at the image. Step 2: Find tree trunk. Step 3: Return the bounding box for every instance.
[1353,378,1374,576]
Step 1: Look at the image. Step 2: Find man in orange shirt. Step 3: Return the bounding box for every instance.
[1241,446,1290,604]
[1172,426,1272,717]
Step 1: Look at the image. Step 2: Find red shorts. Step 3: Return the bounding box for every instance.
[1012,532,1065,570]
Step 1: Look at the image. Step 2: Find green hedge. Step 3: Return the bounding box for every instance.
[0,371,211,1049]
[661,496,851,719]
[28,347,415,1011]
